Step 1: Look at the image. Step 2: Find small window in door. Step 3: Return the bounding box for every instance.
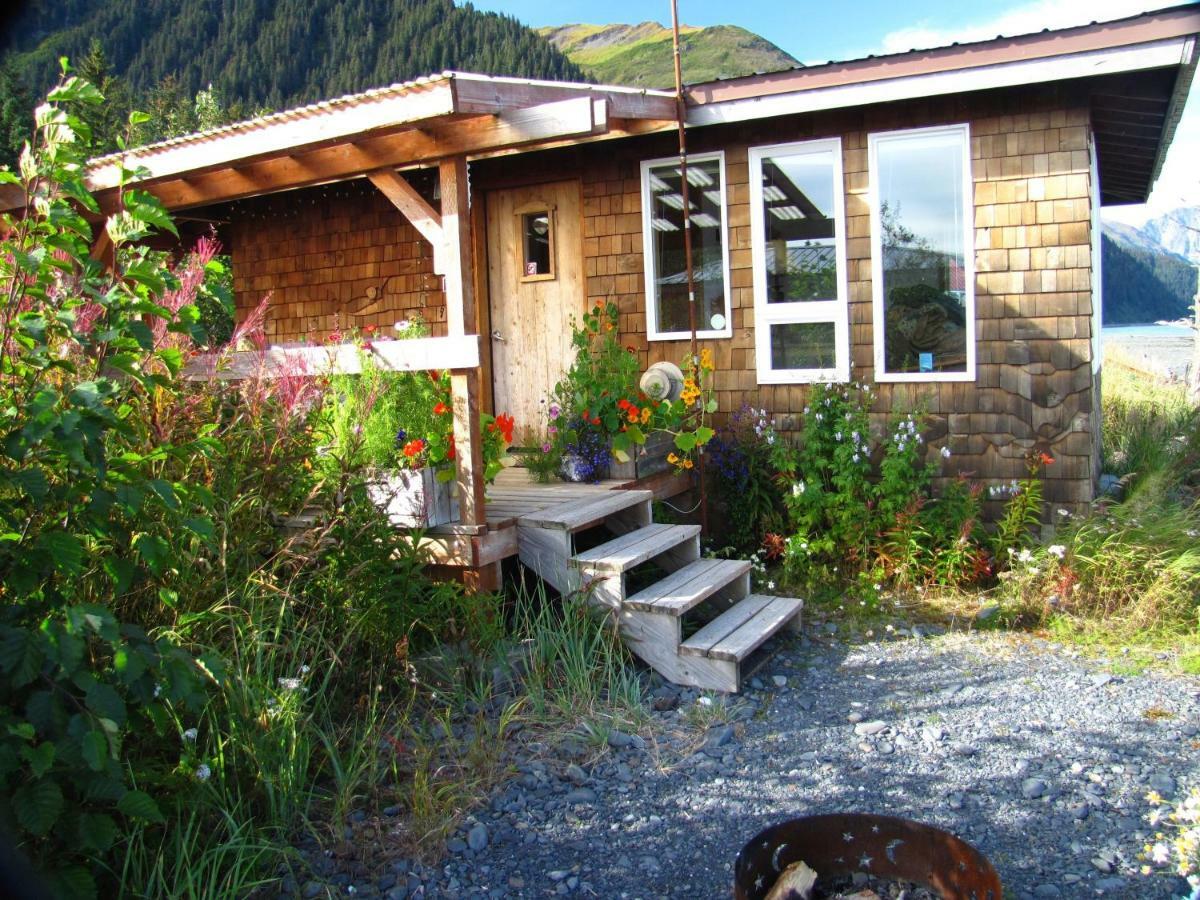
[520,210,555,282]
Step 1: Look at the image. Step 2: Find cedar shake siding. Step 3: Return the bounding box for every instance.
[227,84,1100,516]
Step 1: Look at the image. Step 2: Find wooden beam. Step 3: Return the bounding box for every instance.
[181,335,481,380]
[451,74,677,121]
[98,97,606,212]
[368,167,445,272]
[440,155,487,528]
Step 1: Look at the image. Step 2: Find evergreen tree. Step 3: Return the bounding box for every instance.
[75,39,131,154]
[0,60,32,169]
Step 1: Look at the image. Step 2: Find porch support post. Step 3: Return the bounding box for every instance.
[439,155,487,529]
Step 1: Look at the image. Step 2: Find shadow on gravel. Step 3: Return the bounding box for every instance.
[469,632,1197,900]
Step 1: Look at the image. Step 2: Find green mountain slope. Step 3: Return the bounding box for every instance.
[539,21,799,88]
[1101,231,1196,325]
[1,0,587,113]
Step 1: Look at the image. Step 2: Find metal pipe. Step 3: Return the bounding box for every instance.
[670,0,708,535]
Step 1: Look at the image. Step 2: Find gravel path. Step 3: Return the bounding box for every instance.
[338,624,1200,899]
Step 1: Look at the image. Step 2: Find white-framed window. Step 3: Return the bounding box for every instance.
[748,138,849,384]
[868,123,975,382]
[640,152,732,341]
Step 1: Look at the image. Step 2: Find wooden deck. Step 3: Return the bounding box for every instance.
[417,466,691,574]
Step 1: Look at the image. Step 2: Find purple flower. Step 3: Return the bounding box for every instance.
[541,442,552,453]
[394,428,407,447]
[548,403,561,420]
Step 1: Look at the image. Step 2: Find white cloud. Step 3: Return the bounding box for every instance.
[873,0,1198,219]
[876,0,1182,54]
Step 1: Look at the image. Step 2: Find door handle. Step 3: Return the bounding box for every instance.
[491,329,506,343]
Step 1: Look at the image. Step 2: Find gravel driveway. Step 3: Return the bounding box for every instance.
[375,625,1200,899]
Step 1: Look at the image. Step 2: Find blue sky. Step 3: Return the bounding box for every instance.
[473,0,1199,224]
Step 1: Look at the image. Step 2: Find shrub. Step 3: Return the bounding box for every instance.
[0,69,218,896]
[707,405,785,554]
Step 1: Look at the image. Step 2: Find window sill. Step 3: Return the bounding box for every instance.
[646,329,732,342]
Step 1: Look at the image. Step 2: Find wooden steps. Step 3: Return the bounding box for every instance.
[681,594,804,662]
[509,485,802,693]
[625,558,750,615]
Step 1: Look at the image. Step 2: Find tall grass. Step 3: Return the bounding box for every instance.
[1102,362,1198,486]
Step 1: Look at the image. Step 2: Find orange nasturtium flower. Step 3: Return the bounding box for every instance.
[667,452,679,465]
[403,439,426,458]
[1038,452,1055,467]
[640,407,652,425]
[495,413,515,444]
[682,458,694,469]
[433,402,450,416]
[700,347,714,371]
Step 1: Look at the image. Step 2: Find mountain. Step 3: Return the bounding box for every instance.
[538,21,799,88]
[0,0,586,118]
[1102,207,1198,325]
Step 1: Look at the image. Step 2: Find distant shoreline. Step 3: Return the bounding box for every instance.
[1103,323,1193,381]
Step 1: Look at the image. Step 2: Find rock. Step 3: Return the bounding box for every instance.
[921,726,946,743]
[877,741,894,754]
[467,823,489,852]
[1033,886,1062,898]
[976,604,1000,623]
[548,870,569,882]
[382,804,402,816]
[652,694,679,711]
[1070,803,1090,820]
[1095,877,1126,892]
[1090,674,1114,688]
[607,730,635,750]
[847,711,864,724]
[1148,772,1176,796]
[446,838,467,854]
[705,724,735,749]
[772,675,788,688]
[951,742,978,757]
[565,788,597,804]
[854,720,888,736]
[750,677,764,690]
[1098,473,1122,497]
[302,882,325,899]
[1022,778,1048,800]
[1091,857,1113,874]
[565,763,588,785]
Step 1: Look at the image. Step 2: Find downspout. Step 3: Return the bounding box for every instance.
[670,0,708,535]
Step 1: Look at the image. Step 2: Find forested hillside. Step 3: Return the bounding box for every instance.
[0,0,586,159]
[1102,232,1196,325]
[539,22,798,87]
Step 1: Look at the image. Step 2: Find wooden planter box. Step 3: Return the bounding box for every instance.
[367,468,458,528]
[610,430,675,482]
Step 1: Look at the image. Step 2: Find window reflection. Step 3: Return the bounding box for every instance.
[873,129,970,375]
[522,212,552,278]
[760,155,838,303]
[645,157,727,335]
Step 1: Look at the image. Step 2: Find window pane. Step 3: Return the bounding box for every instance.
[522,212,552,277]
[876,131,969,374]
[647,158,726,333]
[760,151,838,303]
[770,322,836,370]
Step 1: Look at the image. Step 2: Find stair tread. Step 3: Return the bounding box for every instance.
[625,558,751,615]
[572,524,701,573]
[680,594,803,662]
[518,489,652,531]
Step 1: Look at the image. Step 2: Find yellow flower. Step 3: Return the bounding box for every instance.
[682,458,694,469]
[667,452,679,465]
[640,407,651,424]
[700,348,714,371]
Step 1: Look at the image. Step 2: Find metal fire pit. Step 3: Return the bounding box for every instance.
[734,813,1001,900]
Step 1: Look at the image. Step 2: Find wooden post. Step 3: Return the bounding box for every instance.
[439,155,487,529]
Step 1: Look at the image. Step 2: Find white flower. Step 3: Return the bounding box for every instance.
[873,583,882,591]
[803,406,810,415]
[278,677,302,692]
[1047,544,1066,559]
[1150,842,1171,864]
[1187,529,1199,538]
[815,412,823,421]
[153,684,162,698]
[941,446,951,459]
[885,624,895,633]
[195,763,211,782]
[1057,508,1071,518]
[300,665,310,674]
[182,728,198,743]
[767,433,776,445]
[835,431,842,441]
[1017,548,1034,564]
[766,581,775,590]
[852,454,860,463]
[792,481,806,496]
[697,696,713,707]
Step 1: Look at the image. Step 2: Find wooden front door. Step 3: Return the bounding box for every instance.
[486,180,583,447]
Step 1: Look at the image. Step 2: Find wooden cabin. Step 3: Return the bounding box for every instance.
[6,7,1196,690]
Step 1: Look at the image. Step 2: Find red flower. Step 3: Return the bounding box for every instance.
[1038,452,1054,466]
[495,413,515,443]
[617,398,630,411]
[402,439,426,458]
[363,324,378,335]
[433,402,450,416]
[591,417,600,426]
[446,434,456,460]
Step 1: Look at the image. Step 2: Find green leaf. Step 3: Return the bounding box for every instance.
[84,682,126,728]
[78,813,119,854]
[132,532,169,576]
[14,779,63,836]
[20,741,55,778]
[36,530,84,575]
[674,432,698,452]
[80,731,108,772]
[117,789,164,824]
[704,399,718,414]
[157,346,183,375]
[694,426,715,446]
[47,865,97,900]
